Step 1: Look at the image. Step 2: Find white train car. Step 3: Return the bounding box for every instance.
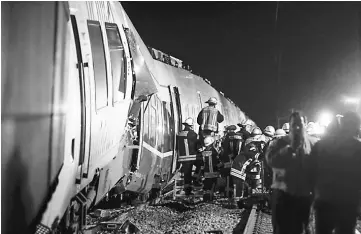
[1,2,255,233]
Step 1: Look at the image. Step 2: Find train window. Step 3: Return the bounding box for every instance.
[105,23,127,103]
[87,20,108,110]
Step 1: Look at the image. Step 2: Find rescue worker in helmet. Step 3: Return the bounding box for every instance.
[262,126,276,196]
[219,125,243,198]
[245,127,267,153]
[176,117,200,195]
[274,129,287,139]
[200,136,223,201]
[237,120,253,142]
[264,126,276,144]
[197,97,224,141]
[282,122,290,134]
[266,111,318,234]
[230,139,263,207]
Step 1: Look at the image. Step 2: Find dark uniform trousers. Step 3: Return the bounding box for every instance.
[202,148,220,191]
[219,133,243,196]
[271,189,312,234]
[314,200,358,234]
[177,129,198,193]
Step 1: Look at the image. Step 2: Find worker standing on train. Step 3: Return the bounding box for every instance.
[197,97,224,141]
[266,111,318,234]
[310,112,361,234]
[201,136,223,201]
[176,117,199,195]
[219,125,243,197]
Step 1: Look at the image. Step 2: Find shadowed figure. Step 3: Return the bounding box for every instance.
[2,147,33,234]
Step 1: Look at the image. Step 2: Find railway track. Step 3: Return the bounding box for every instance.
[242,204,272,234]
[242,205,361,234]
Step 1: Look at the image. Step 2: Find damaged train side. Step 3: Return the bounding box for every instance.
[1,2,254,233]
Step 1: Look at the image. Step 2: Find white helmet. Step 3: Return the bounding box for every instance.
[205,97,218,105]
[282,123,290,133]
[204,136,215,147]
[182,117,194,126]
[306,122,316,135]
[274,129,286,138]
[264,126,275,137]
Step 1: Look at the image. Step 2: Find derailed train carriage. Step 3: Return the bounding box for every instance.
[1,2,256,233]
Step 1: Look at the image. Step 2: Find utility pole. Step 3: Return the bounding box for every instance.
[274,1,283,128]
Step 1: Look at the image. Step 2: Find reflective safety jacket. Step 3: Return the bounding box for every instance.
[197,106,224,132]
[231,152,260,181]
[176,130,200,162]
[221,132,243,168]
[202,146,221,178]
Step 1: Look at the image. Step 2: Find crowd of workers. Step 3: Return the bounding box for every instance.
[176,96,361,234]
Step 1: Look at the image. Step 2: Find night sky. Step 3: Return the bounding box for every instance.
[122,1,361,128]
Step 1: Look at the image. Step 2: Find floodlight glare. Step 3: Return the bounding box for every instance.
[343,97,360,105]
[318,112,333,127]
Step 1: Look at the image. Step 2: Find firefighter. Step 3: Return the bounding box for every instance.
[219,125,243,197]
[197,97,224,141]
[282,122,290,134]
[200,136,222,201]
[274,129,286,139]
[245,127,267,152]
[237,119,253,142]
[266,111,318,234]
[176,117,199,195]
[262,126,276,197]
[264,126,276,144]
[230,140,262,207]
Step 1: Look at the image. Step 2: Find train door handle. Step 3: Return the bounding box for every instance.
[71,138,75,160]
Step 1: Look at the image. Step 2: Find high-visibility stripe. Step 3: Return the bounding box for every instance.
[230,171,246,180]
[209,155,213,173]
[178,131,188,137]
[230,168,246,180]
[250,175,261,179]
[204,172,219,178]
[184,139,190,156]
[230,168,243,176]
[178,155,197,162]
[202,151,212,157]
[143,141,173,159]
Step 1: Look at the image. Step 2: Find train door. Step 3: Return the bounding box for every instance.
[127,96,147,172]
[69,12,91,183]
[168,86,182,174]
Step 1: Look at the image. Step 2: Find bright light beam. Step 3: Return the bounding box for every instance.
[318,112,333,127]
[343,97,360,105]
